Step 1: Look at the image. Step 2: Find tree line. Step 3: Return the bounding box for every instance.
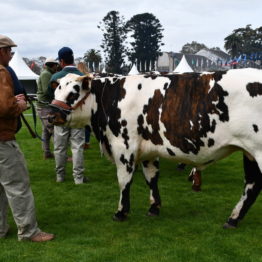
[85,10,164,74]
[84,12,262,74]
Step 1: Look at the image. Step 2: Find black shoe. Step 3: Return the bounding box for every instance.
[44,152,54,159]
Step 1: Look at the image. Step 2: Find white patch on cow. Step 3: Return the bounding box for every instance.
[208,79,216,93]
[190,120,194,130]
[200,72,216,93]
[198,119,202,130]
[185,138,197,148]
[231,183,255,219]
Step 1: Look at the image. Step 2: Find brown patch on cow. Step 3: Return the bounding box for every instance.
[246,82,262,97]
[137,89,164,145]
[159,72,229,154]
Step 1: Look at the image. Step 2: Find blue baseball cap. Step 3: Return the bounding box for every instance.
[57,47,74,61]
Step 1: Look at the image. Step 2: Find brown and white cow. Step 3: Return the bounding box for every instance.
[48,69,262,228]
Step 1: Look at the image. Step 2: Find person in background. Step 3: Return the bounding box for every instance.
[36,57,58,159]
[76,62,91,150]
[49,47,87,184]
[0,34,54,242]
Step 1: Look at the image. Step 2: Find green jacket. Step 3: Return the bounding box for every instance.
[48,66,83,100]
[36,66,55,108]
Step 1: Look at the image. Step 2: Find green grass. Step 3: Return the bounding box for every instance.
[1,112,262,262]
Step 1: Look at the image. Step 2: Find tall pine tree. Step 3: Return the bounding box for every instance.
[126,13,164,72]
[98,10,127,73]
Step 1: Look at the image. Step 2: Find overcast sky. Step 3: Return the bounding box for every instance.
[1,0,261,59]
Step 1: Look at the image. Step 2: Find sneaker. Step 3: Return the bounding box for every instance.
[30,232,55,242]
[75,176,89,184]
[56,177,64,183]
[44,152,54,159]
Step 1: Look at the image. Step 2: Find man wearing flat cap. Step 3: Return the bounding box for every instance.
[0,34,54,242]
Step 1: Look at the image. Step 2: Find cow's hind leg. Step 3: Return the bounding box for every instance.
[188,168,202,191]
[224,154,262,228]
[142,159,161,216]
[113,154,135,222]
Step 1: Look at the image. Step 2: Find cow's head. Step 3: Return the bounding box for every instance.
[48,73,93,128]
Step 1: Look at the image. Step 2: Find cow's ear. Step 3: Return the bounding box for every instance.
[51,80,59,89]
[77,73,94,90]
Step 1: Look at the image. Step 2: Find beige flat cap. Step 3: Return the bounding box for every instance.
[0,34,17,48]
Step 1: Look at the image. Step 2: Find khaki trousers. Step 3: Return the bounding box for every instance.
[0,141,40,240]
[54,126,85,183]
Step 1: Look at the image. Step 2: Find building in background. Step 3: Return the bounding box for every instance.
[157,49,230,73]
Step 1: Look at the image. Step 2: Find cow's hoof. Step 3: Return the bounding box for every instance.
[147,205,160,216]
[223,219,238,229]
[147,211,159,217]
[112,211,127,222]
[223,222,237,229]
[192,184,201,191]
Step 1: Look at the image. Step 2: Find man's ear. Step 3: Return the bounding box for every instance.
[51,80,59,89]
[76,73,93,90]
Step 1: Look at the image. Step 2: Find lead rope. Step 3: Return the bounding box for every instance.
[22,95,43,141]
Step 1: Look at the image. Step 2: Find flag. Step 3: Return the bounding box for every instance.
[30,61,35,69]
[237,55,242,63]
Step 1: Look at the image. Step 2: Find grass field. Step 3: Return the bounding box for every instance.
[1,113,262,262]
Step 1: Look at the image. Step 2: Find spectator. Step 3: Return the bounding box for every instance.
[49,47,87,184]
[77,62,91,150]
[36,57,58,159]
[0,34,54,242]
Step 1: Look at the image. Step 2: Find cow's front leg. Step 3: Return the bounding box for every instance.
[224,155,262,228]
[142,159,161,216]
[113,153,135,222]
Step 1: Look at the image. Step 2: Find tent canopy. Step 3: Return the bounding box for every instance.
[128,64,139,75]
[173,55,194,73]
[9,51,39,80]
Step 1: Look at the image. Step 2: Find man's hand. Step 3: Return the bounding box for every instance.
[17,99,27,112]
[15,94,26,102]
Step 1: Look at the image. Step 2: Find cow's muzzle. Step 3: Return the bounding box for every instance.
[47,100,72,125]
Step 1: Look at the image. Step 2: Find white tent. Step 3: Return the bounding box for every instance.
[173,55,194,73]
[9,51,39,94]
[128,64,139,75]
[9,51,39,80]
[102,67,106,73]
